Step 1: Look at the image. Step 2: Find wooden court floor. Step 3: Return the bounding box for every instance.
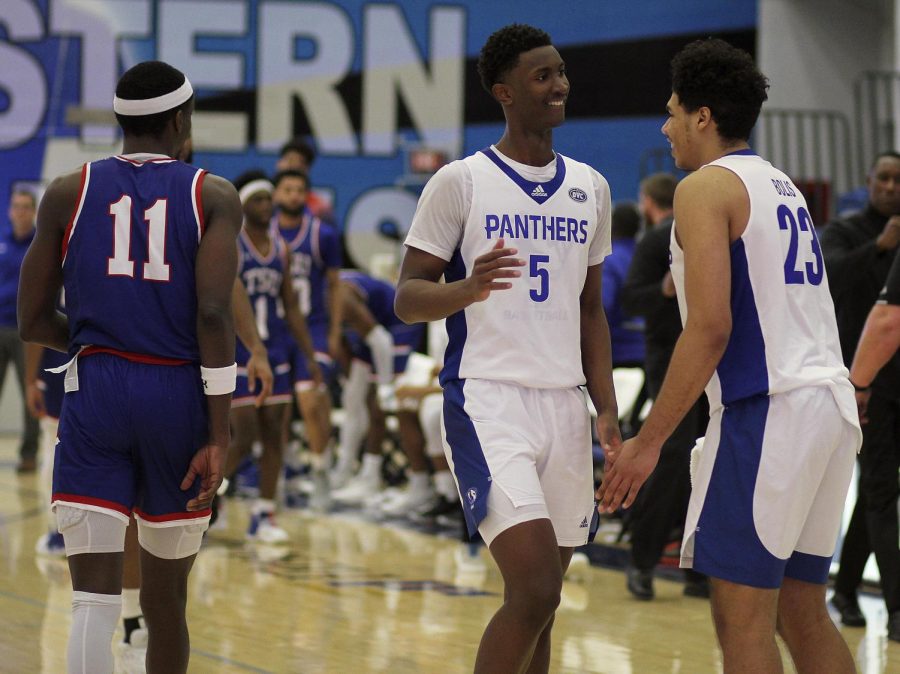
[0,436,898,674]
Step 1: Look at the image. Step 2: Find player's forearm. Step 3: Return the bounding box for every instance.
[636,319,729,450]
[23,341,45,385]
[327,276,343,341]
[581,302,618,418]
[849,304,900,388]
[18,311,68,353]
[394,278,475,324]
[286,306,317,361]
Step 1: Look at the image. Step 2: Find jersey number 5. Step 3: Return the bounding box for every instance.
[108,196,171,281]
[777,204,823,286]
[530,254,550,302]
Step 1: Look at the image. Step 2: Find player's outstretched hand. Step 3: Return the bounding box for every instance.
[855,389,871,425]
[182,443,225,511]
[595,409,622,468]
[467,238,525,302]
[246,348,274,408]
[596,436,659,513]
[25,381,47,419]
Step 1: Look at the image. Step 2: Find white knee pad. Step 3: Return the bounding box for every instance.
[56,505,127,557]
[420,393,444,458]
[137,520,208,560]
[68,591,121,674]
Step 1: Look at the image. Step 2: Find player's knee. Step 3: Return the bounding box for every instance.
[507,570,562,624]
[137,520,207,560]
[56,504,127,556]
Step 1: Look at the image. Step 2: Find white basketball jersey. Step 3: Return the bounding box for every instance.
[670,151,855,419]
[406,148,610,388]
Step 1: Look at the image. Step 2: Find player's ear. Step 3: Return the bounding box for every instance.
[492,81,513,106]
[695,106,713,132]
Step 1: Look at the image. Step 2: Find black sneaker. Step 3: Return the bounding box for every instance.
[412,495,461,525]
[626,566,654,601]
[830,591,866,627]
[887,610,900,642]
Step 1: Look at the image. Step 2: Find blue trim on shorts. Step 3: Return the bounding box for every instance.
[785,550,833,585]
[693,394,789,588]
[442,379,491,538]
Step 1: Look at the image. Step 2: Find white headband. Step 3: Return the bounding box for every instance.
[113,78,194,116]
[238,179,274,204]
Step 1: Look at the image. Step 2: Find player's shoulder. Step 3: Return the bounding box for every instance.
[43,166,86,210]
[560,155,610,204]
[430,158,471,185]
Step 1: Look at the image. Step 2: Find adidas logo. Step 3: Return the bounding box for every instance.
[531,184,548,198]
[579,516,589,528]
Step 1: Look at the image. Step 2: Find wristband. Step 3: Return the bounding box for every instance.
[200,363,237,395]
[850,379,870,392]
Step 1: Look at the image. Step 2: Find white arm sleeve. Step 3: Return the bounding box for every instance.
[587,168,613,266]
[404,160,472,261]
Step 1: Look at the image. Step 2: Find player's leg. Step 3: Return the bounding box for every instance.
[252,403,292,539]
[525,546,574,674]
[121,515,145,646]
[474,517,564,674]
[224,404,260,480]
[776,577,855,674]
[137,522,204,674]
[709,579,782,673]
[333,358,371,486]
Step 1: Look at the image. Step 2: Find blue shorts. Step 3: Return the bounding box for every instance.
[348,323,426,375]
[233,361,293,408]
[52,353,211,524]
[681,386,859,588]
[291,321,337,388]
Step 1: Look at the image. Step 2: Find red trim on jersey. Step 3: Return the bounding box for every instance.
[80,346,191,366]
[133,506,211,522]
[114,155,176,166]
[61,163,88,261]
[195,170,207,236]
[52,493,131,516]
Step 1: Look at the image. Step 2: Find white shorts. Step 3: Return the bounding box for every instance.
[441,379,594,547]
[681,384,861,588]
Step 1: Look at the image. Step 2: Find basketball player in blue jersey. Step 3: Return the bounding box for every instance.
[273,168,343,507]
[18,61,242,674]
[396,24,620,674]
[225,173,321,532]
[598,40,859,673]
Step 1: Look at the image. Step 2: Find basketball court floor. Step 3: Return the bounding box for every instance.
[0,436,897,673]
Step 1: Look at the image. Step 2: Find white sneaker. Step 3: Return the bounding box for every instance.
[565,551,590,583]
[331,475,379,505]
[35,530,66,557]
[309,470,331,512]
[380,486,437,518]
[376,383,397,412]
[247,512,289,544]
[115,630,148,674]
[329,465,355,490]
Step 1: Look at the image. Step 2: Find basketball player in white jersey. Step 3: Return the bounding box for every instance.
[599,39,859,673]
[396,24,620,674]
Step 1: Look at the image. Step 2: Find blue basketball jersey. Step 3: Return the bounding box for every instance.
[62,154,206,362]
[278,211,342,326]
[339,270,400,329]
[236,229,291,365]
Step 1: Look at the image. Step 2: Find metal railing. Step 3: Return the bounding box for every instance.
[854,70,900,178]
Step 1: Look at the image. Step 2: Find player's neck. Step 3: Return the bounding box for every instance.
[277,209,304,229]
[244,224,271,253]
[704,139,751,165]
[121,137,175,158]
[494,127,554,167]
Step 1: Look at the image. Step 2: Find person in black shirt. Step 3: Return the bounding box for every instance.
[821,151,900,640]
[619,172,708,600]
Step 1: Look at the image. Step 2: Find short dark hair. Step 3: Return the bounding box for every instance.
[279,138,316,167]
[870,151,900,171]
[114,61,194,137]
[612,202,641,240]
[233,169,270,192]
[273,169,309,190]
[639,173,677,210]
[477,24,552,93]
[671,39,769,143]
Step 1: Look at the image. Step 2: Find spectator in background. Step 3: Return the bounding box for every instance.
[821,151,900,639]
[276,138,334,223]
[602,202,645,369]
[2,189,40,473]
[619,172,708,600]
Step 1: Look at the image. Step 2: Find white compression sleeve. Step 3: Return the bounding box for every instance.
[68,591,121,674]
[420,393,444,458]
[337,360,371,469]
[364,324,394,386]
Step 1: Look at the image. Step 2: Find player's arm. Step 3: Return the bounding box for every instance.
[23,342,46,419]
[17,171,80,352]
[183,174,241,510]
[280,252,322,384]
[599,170,734,512]
[581,263,621,453]
[395,241,524,323]
[325,266,343,357]
[232,277,273,406]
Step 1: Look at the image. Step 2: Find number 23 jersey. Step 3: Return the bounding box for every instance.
[669,151,854,419]
[405,146,612,389]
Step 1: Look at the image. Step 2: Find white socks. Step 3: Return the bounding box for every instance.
[68,591,121,674]
[121,587,141,620]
